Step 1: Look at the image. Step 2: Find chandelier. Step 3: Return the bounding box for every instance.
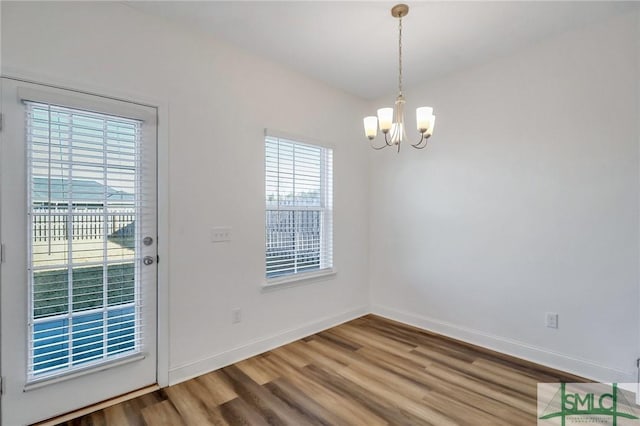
[363,4,435,152]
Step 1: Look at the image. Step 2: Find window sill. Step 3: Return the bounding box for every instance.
[262,269,336,291]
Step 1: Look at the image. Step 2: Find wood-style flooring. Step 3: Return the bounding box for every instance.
[54,315,587,426]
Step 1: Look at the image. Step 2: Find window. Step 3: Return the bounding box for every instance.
[26,102,144,379]
[265,133,333,282]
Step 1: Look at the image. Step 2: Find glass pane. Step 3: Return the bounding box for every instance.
[265,209,321,278]
[108,306,136,355]
[72,313,104,365]
[72,265,104,312]
[107,263,135,306]
[106,213,136,261]
[33,319,69,373]
[33,269,68,318]
[31,205,70,268]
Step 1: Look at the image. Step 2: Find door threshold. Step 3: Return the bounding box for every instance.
[31,384,160,426]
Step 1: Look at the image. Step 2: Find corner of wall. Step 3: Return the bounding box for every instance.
[168,305,368,385]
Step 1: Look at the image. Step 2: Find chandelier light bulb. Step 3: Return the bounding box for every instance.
[377,108,393,133]
[416,107,433,133]
[363,116,378,140]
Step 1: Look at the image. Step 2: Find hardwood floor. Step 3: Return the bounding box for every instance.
[54,315,587,426]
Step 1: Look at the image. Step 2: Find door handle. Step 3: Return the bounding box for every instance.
[143,256,155,265]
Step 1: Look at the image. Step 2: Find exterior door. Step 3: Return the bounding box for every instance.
[0,78,158,426]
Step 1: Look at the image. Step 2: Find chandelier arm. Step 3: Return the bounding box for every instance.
[411,134,431,149]
[412,142,428,150]
[370,140,391,150]
[384,131,394,146]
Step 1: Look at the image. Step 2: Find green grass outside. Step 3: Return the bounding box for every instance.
[34,263,135,318]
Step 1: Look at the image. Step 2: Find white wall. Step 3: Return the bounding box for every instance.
[370,11,640,382]
[1,0,370,390]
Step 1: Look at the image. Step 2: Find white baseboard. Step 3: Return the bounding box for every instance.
[168,306,369,385]
[371,304,634,383]
[168,304,633,386]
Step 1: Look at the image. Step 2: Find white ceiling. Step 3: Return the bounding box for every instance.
[126,1,637,100]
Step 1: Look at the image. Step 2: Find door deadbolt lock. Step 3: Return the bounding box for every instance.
[143,236,153,246]
[143,256,155,265]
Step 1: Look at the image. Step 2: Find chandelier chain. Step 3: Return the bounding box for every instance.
[398,15,403,96]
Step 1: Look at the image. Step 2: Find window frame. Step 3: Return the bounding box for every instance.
[22,97,151,383]
[263,130,334,287]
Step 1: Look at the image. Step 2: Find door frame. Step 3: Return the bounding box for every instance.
[0,69,170,416]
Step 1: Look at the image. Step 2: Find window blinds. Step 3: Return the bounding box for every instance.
[265,135,333,280]
[26,102,144,379]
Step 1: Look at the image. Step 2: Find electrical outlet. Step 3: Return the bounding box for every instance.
[232,308,242,324]
[545,312,558,329]
[211,227,232,243]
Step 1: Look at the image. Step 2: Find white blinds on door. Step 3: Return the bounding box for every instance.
[265,134,333,280]
[25,102,145,380]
